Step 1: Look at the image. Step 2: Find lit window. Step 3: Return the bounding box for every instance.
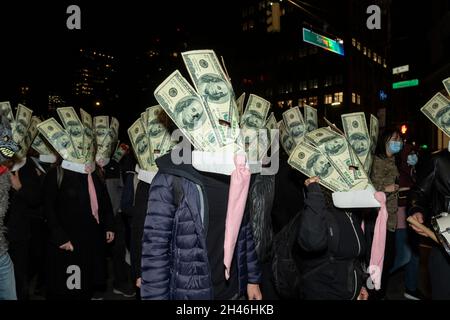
[378,56,382,64]
[298,98,307,107]
[367,49,371,58]
[300,81,307,91]
[313,79,318,89]
[357,42,361,50]
[357,94,361,105]
[324,94,333,104]
[383,59,387,68]
[334,92,343,103]
[309,96,318,106]
[287,100,293,108]
[352,93,356,103]
[325,76,333,87]
[373,52,377,62]
[363,47,367,55]
[352,38,356,46]
[249,20,254,29]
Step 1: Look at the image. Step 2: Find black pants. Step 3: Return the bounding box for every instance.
[8,241,29,300]
[112,212,132,289]
[429,246,450,300]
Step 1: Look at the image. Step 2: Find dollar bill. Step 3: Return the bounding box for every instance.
[57,107,84,158]
[154,70,221,152]
[369,115,379,154]
[13,104,32,144]
[140,112,148,134]
[182,50,239,145]
[305,105,318,132]
[80,109,95,162]
[32,134,54,156]
[279,120,295,155]
[421,92,450,138]
[341,112,371,168]
[236,93,245,118]
[0,101,14,124]
[37,118,80,162]
[146,105,171,159]
[443,77,450,96]
[80,108,93,129]
[16,116,41,159]
[109,117,120,154]
[305,128,361,188]
[241,94,271,137]
[112,143,129,163]
[128,118,153,170]
[265,112,278,146]
[288,142,350,192]
[283,106,306,146]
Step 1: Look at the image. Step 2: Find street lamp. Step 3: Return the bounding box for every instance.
[95,101,101,107]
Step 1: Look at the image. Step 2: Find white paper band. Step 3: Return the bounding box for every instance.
[135,164,158,184]
[332,184,380,208]
[61,160,95,174]
[39,154,57,164]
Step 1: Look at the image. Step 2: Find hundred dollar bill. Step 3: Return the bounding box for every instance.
[128,118,153,170]
[80,109,95,163]
[305,105,318,132]
[146,105,171,159]
[305,128,359,188]
[421,92,450,137]
[443,77,450,96]
[140,112,148,134]
[369,114,379,154]
[279,120,295,155]
[32,134,54,156]
[265,112,277,143]
[236,93,245,118]
[112,143,129,163]
[37,118,80,162]
[57,107,84,158]
[182,50,239,145]
[80,108,93,129]
[16,116,41,159]
[288,142,350,192]
[154,70,221,151]
[0,101,14,124]
[13,104,32,144]
[94,116,110,146]
[283,106,306,146]
[341,112,371,168]
[108,117,120,154]
[241,94,270,130]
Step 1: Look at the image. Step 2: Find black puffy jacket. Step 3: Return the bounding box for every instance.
[409,150,450,221]
[298,183,367,300]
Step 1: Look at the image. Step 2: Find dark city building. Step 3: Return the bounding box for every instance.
[234,0,391,127]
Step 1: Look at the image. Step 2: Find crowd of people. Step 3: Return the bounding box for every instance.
[0,107,448,301]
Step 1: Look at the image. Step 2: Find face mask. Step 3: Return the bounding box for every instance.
[388,141,403,154]
[407,154,418,166]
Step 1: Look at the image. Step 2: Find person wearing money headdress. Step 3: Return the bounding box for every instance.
[6,136,47,300]
[369,127,402,299]
[0,115,19,300]
[141,80,261,300]
[408,89,450,299]
[39,113,115,300]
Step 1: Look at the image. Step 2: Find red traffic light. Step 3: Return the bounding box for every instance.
[401,124,407,134]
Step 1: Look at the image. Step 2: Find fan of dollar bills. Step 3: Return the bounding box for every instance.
[284,107,379,192]
[420,77,450,138]
[0,101,40,160]
[36,107,118,165]
[127,104,175,171]
[153,49,279,166]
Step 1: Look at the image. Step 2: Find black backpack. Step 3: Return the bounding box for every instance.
[271,211,303,299]
[272,209,340,299]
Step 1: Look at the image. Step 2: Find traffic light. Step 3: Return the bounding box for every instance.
[267,3,281,32]
[401,124,407,135]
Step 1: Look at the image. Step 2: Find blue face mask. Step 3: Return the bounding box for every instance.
[388,141,403,154]
[407,154,418,166]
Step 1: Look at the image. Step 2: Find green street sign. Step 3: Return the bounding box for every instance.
[302,28,344,56]
[392,79,419,89]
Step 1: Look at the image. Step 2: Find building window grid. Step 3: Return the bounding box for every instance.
[325,94,333,105]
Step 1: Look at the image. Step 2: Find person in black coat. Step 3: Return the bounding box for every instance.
[298,176,368,300]
[43,167,115,299]
[6,157,44,300]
